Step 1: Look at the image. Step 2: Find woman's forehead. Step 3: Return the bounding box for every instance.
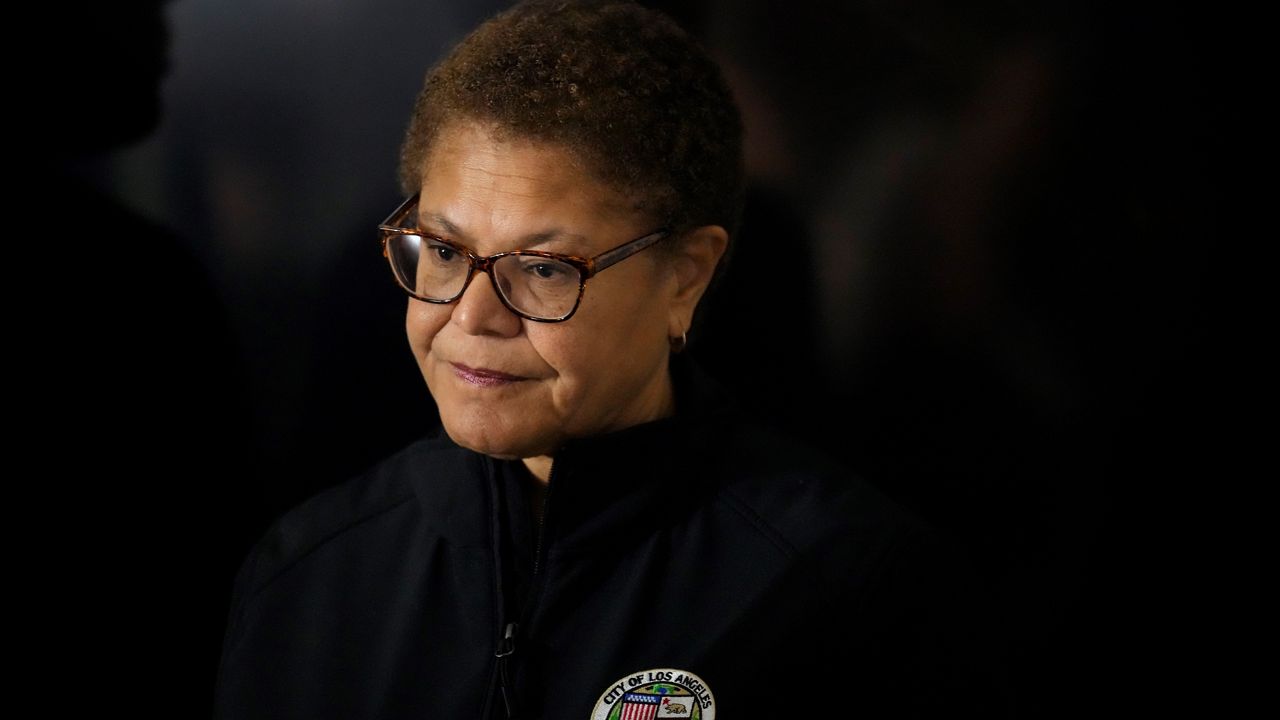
[414,123,647,252]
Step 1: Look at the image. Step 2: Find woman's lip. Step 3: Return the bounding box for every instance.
[450,362,529,386]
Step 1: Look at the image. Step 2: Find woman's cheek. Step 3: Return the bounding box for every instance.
[405,300,446,358]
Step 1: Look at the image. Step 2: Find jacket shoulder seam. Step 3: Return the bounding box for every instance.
[716,486,800,559]
[244,491,418,605]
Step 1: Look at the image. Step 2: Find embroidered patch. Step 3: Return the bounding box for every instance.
[589,668,715,720]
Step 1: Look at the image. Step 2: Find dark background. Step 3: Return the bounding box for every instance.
[33,0,1218,715]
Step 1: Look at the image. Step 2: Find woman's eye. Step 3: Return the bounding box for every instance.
[426,240,458,262]
[524,262,571,280]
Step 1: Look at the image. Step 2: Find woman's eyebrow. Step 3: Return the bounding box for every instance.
[418,212,590,250]
[418,212,465,237]
[519,230,591,250]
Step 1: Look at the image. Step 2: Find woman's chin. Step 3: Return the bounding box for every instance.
[439,413,557,460]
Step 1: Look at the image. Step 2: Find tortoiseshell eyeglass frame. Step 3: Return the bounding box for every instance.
[378,192,673,322]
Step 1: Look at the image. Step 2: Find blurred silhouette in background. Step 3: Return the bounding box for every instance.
[23,1,254,714]
[44,0,1214,715]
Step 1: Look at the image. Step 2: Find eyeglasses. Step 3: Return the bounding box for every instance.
[378,193,671,322]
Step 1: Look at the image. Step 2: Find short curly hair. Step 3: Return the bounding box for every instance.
[397,0,745,242]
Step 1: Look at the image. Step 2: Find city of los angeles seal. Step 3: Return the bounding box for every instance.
[589,668,715,720]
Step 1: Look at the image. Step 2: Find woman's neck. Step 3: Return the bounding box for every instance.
[522,455,553,483]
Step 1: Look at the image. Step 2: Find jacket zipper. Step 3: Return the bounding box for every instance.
[488,456,559,719]
[529,477,553,579]
[495,622,517,718]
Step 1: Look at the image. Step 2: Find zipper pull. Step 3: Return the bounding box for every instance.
[496,622,518,718]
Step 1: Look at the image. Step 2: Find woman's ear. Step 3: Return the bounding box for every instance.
[667,225,729,338]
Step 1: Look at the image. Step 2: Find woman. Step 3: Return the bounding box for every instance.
[214,2,1012,718]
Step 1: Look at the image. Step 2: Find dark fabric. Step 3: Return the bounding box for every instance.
[496,457,540,623]
[213,353,1014,719]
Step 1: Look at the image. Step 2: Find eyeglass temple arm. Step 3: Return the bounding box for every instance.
[589,229,671,276]
[379,193,421,229]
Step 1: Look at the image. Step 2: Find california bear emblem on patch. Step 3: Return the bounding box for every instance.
[589,668,715,720]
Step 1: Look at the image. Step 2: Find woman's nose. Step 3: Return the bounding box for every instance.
[451,270,523,337]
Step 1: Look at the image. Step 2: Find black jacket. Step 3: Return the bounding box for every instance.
[213,356,1014,719]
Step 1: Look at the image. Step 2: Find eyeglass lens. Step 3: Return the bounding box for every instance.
[386,234,582,319]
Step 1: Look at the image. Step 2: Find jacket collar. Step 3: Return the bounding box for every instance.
[410,353,737,551]
[539,352,736,556]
